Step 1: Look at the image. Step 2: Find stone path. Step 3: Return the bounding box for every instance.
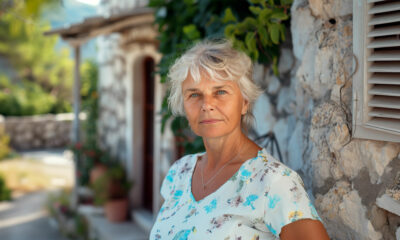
[0,149,73,240]
[0,191,67,240]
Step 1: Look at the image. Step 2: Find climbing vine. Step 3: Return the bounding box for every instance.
[149,0,292,155]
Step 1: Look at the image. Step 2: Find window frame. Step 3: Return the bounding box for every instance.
[352,0,400,143]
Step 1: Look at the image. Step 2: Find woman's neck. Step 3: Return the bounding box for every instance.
[202,127,252,170]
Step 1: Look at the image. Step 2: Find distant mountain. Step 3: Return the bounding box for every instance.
[42,0,99,60]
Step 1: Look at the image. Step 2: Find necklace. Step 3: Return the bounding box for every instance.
[200,147,244,191]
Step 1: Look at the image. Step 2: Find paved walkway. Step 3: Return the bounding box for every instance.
[0,191,67,240]
[0,149,73,240]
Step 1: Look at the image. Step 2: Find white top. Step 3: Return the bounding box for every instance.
[150,149,321,240]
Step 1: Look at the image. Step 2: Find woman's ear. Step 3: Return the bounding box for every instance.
[241,98,249,115]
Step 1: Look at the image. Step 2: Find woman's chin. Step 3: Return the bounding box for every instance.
[195,129,233,139]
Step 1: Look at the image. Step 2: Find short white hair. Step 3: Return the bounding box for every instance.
[168,39,262,129]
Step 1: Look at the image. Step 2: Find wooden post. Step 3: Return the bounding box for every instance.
[71,44,81,209]
[72,45,81,144]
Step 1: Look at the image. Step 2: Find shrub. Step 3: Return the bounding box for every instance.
[0,75,71,116]
[0,174,11,201]
[0,125,11,160]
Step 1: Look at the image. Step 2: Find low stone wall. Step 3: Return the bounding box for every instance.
[0,113,75,150]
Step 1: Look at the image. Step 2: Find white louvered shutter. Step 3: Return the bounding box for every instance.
[353,0,400,142]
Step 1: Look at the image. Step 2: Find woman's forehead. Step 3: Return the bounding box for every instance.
[182,73,237,90]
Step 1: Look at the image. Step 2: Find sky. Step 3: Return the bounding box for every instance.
[43,0,99,59]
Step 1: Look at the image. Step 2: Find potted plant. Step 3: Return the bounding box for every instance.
[92,162,132,222]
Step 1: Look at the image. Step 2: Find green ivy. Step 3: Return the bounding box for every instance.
[149,0,292,155]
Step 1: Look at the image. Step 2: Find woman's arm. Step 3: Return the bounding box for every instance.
[280,219,330,240]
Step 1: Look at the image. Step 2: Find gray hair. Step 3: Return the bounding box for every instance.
[168,39,262,129]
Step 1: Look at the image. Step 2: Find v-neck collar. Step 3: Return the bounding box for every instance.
[188,149,264,204]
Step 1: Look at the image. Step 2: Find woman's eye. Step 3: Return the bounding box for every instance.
[189,93,199,98]
[216,90,227,95]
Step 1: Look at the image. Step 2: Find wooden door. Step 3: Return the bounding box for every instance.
[142,57,155,212]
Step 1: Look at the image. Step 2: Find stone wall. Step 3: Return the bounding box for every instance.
[252,0,400,239]
[99,0,148,16]
[1,113,75,150]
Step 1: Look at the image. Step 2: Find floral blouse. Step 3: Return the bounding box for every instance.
[150,149,321,240]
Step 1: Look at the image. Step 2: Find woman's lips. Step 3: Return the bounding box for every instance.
[200,119,221,124]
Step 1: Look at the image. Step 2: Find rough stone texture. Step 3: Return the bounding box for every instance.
[287,121,304,171]
[309,0,352,20]
[2,113,75,150]
[296,17,353,99]
[339,140,400,184]
[272,118,289,163]
[291,2,317,60]
[251,0,400,239]
[253,93,276,136]
[278,48,294,74]
[276,86,296,115]
[267,75,281,95]
[315,181,382,240]
[97,34,128,161]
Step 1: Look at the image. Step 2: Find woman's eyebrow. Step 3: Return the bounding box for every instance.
[183,88,199,94]
[213,85,233,90]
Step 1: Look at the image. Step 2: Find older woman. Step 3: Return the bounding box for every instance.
[150,40,329,240]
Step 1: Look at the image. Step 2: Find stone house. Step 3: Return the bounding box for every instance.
[48,0,400,239]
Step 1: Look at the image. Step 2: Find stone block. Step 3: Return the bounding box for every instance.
[278,48,294,74]
[277,87,295,114]
[253,94,276,136]
[315,181,382,240]
[253,63,265,87]
[272,118,289,163]
[309,0,352,20]
[291,4,316,60]
[287,121,304,171]
[267,75,281,95]
[376,194,400,217]
[296,17,352,99]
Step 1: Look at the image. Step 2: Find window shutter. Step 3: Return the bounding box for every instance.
[353,0,400,142]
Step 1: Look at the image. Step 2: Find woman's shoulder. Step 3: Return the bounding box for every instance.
[252,149,305,187]
[160,153,200,199]
[169,152,200,172]
[163,153,200,184]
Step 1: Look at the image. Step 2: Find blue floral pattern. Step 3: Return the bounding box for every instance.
[150,149,322,239]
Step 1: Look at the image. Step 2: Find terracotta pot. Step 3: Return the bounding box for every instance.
[105,198,129,222]
[90,163,107,184]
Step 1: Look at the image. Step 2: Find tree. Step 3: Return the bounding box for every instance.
[0,0,74,115]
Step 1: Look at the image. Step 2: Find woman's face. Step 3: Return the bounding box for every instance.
[182,72,248,139]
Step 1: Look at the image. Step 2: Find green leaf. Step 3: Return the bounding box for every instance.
[183,24,201,40]
[257,24,270,46]
[245,32,255,51]
[279,24,286,41]
[245,32,258,60]
[280,0,293,5]
[271,12,288,20]
[249,0,263,4]
[270,23,280,44]
[258,8,273,24]
[272,56,279,75]
[233,39,246,53]
[222,8,237,23]
[242,17,258,29]
[224,24,237,37]
[249,6,262,15]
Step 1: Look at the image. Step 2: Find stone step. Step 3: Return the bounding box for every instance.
[78,205,148,240]
[131,209,154,234]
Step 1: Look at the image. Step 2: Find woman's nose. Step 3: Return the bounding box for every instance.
[201,96,215,111]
